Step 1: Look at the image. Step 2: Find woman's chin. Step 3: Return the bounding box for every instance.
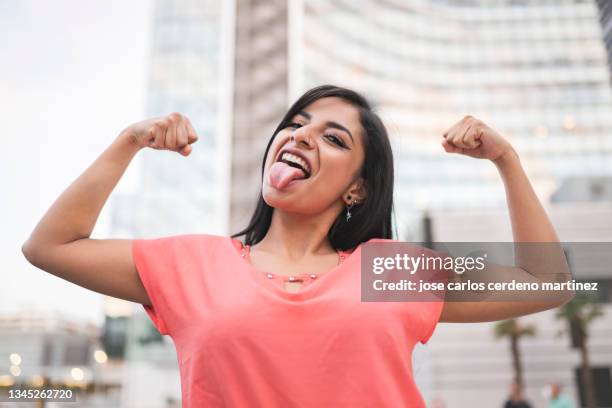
[262,189,291,208]
[262,187,308,211]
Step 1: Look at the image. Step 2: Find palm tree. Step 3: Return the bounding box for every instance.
[556,293,604,408]
[494,318,536,390]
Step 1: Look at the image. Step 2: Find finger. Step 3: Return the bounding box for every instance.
[464,121,484,149]
[184,116,199,144]
[176,117,189,149]
[166,116,178,150]
[441,138,453,152]
[154,120,166,148]
[179,144,192,156]
[444,116,471,146]
[442,120,462,140]
[460,122,476,148]
[441,138,463,154]
[450,121,472,149]
[150,122,164,149]
[473,125,484,142]
[469,129,483,149]
[146,127,156,147]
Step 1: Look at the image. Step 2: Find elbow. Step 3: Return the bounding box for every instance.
[22,240,41,266]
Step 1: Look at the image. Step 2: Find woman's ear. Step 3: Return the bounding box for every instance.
[343,177,367,204]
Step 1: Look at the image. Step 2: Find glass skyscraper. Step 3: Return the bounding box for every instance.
[294,0,612,238]
[596,0,612,77]
[113,0,233,239]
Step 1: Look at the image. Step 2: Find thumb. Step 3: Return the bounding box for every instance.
[179,144,192,156]
[187,133,198,144]
[441,138,464,154]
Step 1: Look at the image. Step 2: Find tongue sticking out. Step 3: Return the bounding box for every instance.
[269,161,307,190]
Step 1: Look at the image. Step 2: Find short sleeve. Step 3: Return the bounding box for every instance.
[419,249,449,345]
[419,299,445,345]
[132,236,183,336]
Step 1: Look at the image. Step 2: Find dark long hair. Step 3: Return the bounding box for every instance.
[231,85,396,251]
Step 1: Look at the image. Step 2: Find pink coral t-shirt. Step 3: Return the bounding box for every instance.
[132,234,445,407]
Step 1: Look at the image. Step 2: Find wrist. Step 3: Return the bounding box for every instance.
[116,129,144,153]
[492,147,519,168]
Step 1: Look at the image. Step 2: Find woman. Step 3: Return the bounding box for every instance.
[22,85,573,407]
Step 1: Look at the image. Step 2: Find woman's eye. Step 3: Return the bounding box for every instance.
[285,123,346,148]
[325,134,345,147]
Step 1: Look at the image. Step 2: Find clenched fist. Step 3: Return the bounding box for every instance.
[123,112,199,156]
[441,115,515,163]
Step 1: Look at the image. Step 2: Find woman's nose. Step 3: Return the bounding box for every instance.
[292,126,313,147]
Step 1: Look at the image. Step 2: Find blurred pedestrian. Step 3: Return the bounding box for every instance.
[431,396,447,408]
[543,383,575,408]
[504,381,532,408]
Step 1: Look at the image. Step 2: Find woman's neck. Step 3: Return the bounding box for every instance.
[254,209,339,259]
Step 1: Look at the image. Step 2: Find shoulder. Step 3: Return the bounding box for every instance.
[132,234,236,275]
[135,233,226,244]
[133,233,229,254]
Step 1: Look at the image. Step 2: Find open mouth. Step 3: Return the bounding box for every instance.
[277,151,311,179]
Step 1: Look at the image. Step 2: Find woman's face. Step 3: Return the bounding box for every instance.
[262,97,366,214]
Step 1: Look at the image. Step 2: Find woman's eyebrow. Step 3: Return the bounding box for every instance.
[296,110,354,143]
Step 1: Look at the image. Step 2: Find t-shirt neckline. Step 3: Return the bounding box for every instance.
[227,237,359,300]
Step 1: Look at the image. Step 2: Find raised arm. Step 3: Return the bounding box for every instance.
[438,116,574,322]
[21,113,198,305]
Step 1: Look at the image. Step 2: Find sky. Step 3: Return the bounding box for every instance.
[0,0,153,325]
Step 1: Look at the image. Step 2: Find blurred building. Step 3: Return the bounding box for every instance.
[112,0,612,238]
[426,201,612,408]
[230,0,290,231]
[596,0,612,76]
[224,0,612,240]
[118,312,181,408]
[112,0,233,238]
[296,0,612,239]
[551,176,612,202]
[0,312,122,407]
